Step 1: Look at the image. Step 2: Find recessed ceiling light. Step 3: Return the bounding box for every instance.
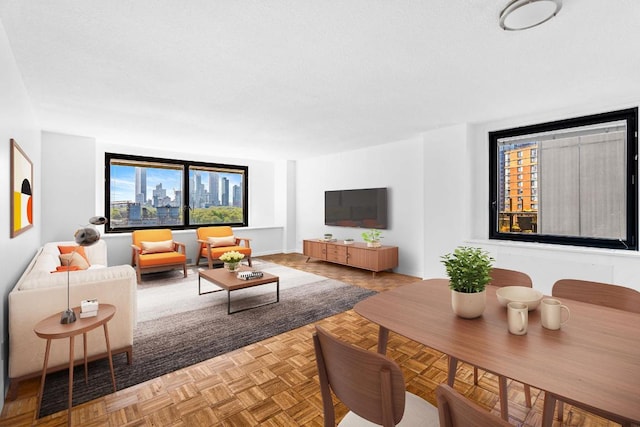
[499,0,562,31]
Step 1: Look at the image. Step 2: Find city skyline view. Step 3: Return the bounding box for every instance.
[110,165,242,204]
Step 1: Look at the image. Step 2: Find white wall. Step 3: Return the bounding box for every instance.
[41,132,97,243]
[422,124,469,279]
[296,136,426,277]
[0,19,41,405]
[467,102,640,295]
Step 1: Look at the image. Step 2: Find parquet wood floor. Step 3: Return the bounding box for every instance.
[0,253,619,426]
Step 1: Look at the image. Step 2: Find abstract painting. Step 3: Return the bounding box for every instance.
[10,139,33,238]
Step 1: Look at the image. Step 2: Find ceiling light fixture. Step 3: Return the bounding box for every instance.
[499,0,562,31]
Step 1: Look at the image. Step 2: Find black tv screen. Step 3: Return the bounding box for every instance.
[324,187,388,229]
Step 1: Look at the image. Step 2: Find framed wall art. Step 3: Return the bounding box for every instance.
[10,139,33,238]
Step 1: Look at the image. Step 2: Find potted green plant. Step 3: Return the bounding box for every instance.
[440,246,494,318]
[361,229,383,247]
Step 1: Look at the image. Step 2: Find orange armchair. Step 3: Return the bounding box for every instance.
[196,226,252,269]
[131,229,187,283]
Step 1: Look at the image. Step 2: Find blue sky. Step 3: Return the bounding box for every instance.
[110,165,242,202]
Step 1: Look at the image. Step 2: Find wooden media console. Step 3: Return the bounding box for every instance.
[303,239,398,277]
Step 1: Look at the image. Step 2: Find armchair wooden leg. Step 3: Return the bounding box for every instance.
[473,366,479,385]
[183,264,187,278]
[247,257,252,267]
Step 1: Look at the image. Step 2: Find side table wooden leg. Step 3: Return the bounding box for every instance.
[83,332,88,384]
[68,335,75,427]
[35,339,52,419]
[103,323,117,392]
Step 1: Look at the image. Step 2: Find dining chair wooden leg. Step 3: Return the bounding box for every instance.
[557,401,564,421]
[524,384,532,408]
[447,356,458,387]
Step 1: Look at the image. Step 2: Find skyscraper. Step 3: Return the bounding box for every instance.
[135,167,147,205]
[208,172,220,206]
[221,177,229,206]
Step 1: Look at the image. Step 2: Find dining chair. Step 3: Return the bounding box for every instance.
[458,268,533,418]
[549,279,640,425]
[435,383,512,427]
[313,325,440,427]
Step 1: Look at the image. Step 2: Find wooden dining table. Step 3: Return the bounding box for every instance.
[354,279,640,427]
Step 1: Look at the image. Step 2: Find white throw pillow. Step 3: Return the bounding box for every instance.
[141,240,175,254]
[59,252,90,270]
[208,235,236,247]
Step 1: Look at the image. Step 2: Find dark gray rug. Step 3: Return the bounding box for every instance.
[38,269,375,418]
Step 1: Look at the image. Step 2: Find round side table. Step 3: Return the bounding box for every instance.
[34,304,117,426]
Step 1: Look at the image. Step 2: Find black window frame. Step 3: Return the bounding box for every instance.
[104,153,249,233]
[489,107,638,250]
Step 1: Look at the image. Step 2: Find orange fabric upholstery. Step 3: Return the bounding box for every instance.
[131,229,187,283]
[196,226,252,269]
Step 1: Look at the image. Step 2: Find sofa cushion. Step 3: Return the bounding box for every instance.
[138,251,186,267]
[208,235,236,247]
[140,240,174,254]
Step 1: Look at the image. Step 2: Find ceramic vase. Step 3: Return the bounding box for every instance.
[451,290,486,319]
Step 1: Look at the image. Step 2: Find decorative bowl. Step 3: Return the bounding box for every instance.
[495,286,543,311]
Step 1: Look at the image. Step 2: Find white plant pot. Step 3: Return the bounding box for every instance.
[367,241,382,248]
[451,290,486,319]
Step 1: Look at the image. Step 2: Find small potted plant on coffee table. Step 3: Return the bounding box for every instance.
[440,246,494,319]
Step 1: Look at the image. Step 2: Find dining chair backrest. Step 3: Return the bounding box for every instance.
[313,325,439,426]
[436,384,511,427]
[552,279,640,314]
[313,325,406,426]
[489,268,532,288]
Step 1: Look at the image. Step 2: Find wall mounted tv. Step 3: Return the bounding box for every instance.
[324,187,388,229]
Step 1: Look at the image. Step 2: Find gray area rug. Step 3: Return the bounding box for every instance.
[38,260,376,418]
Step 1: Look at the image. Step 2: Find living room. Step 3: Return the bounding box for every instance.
[2,1,640,423]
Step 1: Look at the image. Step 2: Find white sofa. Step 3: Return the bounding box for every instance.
[7,240,137,399]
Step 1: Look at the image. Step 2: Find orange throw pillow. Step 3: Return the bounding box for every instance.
[53,265,83,273]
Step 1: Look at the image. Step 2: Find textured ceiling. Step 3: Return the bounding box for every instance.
[1,0,639,160]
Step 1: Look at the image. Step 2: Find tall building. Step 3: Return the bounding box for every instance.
[208,172,220,206]
[502,142,538,232]
[221,177,229,206]
[152,183,168,207]
[233,184,241,207]
[135,167,147,205]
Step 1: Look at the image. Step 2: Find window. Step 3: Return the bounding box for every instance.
[490,107,638,250]
[105,153,248,232]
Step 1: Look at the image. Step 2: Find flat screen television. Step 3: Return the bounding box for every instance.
[324,187,388,229]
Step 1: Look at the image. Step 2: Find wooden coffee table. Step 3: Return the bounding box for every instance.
[198,267,280,314]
